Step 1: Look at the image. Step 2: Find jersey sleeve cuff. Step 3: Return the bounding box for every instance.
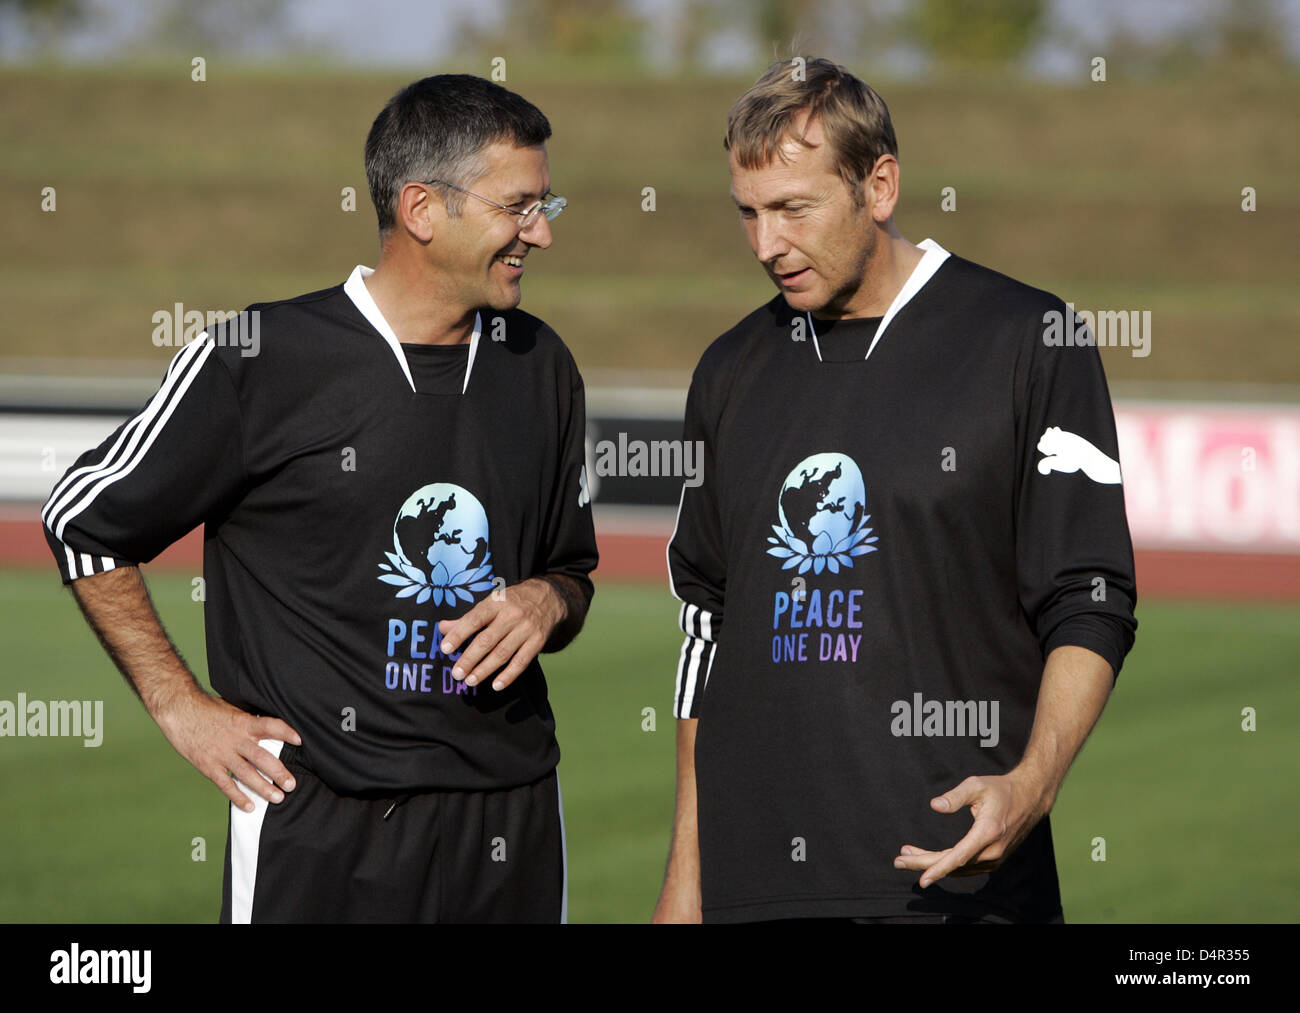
[1043,614,1134,681]
[44,527,133,584]
[673,603,721,718]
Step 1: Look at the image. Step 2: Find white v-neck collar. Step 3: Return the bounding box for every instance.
[343,265,482,394]
[807,237,951,363]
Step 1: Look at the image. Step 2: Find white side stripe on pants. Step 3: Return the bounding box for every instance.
[557,773,569,925]
[228,738,284,924]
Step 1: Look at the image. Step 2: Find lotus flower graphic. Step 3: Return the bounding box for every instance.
[377,483,496,606]
[766,452,878,575]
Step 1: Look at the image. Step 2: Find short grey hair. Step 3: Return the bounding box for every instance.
[364,74,552,235]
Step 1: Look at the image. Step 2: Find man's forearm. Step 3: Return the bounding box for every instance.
[654,717,702,920]
[666,717,702,883]
[537,573,590,652]
[68,564,301,811]
[1014,644,1114,809]
[68,565,204,722]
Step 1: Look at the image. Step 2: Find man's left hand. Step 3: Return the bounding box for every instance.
[893,769,1053,888]
[437,577,567,692]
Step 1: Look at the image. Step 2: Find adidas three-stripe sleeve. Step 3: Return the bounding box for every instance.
[668,352,729,719]
[43,333,244,581]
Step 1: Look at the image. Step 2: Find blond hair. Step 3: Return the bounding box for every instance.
[724,58,898,208]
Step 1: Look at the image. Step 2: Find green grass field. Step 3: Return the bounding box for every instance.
[0,567,1296,922]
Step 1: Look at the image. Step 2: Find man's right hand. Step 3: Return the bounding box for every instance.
[67,565,302,813]
[157,689,301,813]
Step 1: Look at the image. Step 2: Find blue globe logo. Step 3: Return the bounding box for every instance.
[377,483,496,606]
[768,452,878,575]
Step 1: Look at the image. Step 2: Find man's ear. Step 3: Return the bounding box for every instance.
[395,180,440,243]
[864,154,901,223]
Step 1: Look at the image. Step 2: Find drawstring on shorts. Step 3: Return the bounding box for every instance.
[382,794,412,820]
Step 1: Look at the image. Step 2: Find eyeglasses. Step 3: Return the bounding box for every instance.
[420,178,566,230]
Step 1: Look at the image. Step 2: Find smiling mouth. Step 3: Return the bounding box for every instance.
[496,254,524,268]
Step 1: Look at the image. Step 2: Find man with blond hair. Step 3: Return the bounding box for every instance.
[654,58,1137,923]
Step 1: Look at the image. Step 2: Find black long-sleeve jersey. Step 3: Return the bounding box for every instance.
[43,266,597,795]
[668,239,1137,922]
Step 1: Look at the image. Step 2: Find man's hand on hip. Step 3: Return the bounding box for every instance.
[437,577,568,692]
[65,565,302,814]
[157,688,302,814]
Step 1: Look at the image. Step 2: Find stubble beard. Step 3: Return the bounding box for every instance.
[818,218,880,319]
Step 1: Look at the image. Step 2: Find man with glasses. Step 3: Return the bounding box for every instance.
[42,75,596,922]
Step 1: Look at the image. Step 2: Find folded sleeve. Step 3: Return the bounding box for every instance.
[1014,300,1138,680]
[41,334,246,582]
[667,366,727,718]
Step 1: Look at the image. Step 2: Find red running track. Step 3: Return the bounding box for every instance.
[4,516,1298,600]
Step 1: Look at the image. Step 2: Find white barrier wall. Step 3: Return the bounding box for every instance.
[3,401,1298,555]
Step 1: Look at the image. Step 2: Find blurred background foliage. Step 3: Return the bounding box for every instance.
[1,0,1296,385]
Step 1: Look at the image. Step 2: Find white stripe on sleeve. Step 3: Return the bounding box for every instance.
[49,337,215,541]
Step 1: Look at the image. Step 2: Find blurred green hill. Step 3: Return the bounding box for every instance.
[2,65,1296,384]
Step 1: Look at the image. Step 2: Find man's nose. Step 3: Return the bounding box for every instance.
[753,213,788,264]
[520,211,553,249]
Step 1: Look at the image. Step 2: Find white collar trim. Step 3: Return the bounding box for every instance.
[808,237,951,363]
[343,265,482,394]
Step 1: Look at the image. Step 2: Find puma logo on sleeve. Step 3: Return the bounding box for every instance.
[1035,426,1121,484]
